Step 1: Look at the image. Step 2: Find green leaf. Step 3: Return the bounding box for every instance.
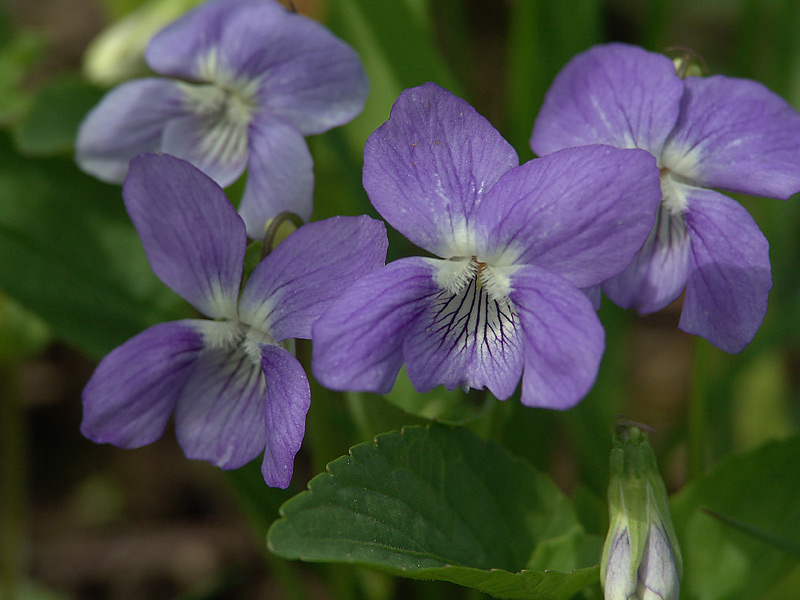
[324,0,463,162]
[0,28,45,126]
[702,509,800,559]
[0,133,183,358]
[383,367,494,424]
[13,75,105,156]
[671,435,800,600]
[268,424,600,599]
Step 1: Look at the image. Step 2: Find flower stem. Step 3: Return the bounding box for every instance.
[688,337,710,480]
[0,363,24,600]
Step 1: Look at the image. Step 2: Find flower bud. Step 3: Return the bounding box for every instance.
[83,0,204,86]
[600,424,682,600]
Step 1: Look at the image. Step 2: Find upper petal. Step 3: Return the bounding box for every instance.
[75,78,186,183]
[239,215,388,340]
[662,75,800,199]
[478,145,661,288]
[237,115,314,238]
[81,320,205,448]
[174,345,267,470]
[243,9,368,135]
[260,344,311,489]
[145,0,271,80]
[123,154,246,319]
[680,187,771,352]
[510,265,605,410]
[363,83,519,257]
[403,260,524,400]
[531,43,683,158]
[311,257,439,394]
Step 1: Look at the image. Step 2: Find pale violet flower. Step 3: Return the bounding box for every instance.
[312,83,662,409]
[76,0,368,238]
[81,153,386,488]
[531,43,800,352]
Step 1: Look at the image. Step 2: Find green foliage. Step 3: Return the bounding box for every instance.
[268,424,601,599]
[13,76,104,156]
[0,133,184,359]
[671,435,800,600]
[0,11,45,126]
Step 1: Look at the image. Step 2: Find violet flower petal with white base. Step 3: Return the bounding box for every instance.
[681,187,771,353]
[143,0,268,80]
[313,83,661,408]
[530,43,683,157]
[76,0,367,235]
[81,320,205,448]
[174,345,268,470]
[663,75,800,198]
[261,345,311,489]
[362,82,519,257]
[122,153,245,320]
[161,111,251,188]
[238,114,314,238]
[477,145,660,288]
[312,257,439,395]
[602,202,692,314]
[75,78,186,182]
[510,266,604,410]
[82,153,387,487]
[403,259,525,399]
[531,42,800,351]
[239,216,388,342]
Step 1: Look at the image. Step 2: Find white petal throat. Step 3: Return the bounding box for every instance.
[430,258,518,355]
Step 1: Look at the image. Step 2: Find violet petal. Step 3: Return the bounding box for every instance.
[531,43,682,158]
[403,259,524,400]
[311,257,439,394]
[75,78,186,183]
[174,344,267,470]
[239,216,388,341]
[510,265,604,410]
[663,75,800,199]
[245,10,368,135]
[237,114,314,238]
[123,154,245,320]
[603,201,692,315]
[81,320,204,448]
[145,0,269,80]
[363,82,519,257]
[478,145,660,287]
[680,187,771,352]
[260,344,311,489]
[161,109,250,189]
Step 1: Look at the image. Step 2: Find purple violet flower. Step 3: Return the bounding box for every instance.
[75,0,368,238]
[81,153,387,488]
[311,83,662,409]
[531,43,800,352]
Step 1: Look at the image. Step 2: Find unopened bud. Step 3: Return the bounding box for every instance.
[600,424,682,600]
[83,0,204,86]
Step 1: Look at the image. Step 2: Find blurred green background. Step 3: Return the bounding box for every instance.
[1,0,799,598]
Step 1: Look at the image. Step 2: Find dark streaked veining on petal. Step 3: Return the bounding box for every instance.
[427,269,518,358]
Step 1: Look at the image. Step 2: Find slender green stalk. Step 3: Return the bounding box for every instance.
[0,364,23,600]
[688,337,710,480]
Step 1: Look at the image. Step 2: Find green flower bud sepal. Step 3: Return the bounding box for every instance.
[600,425,683,600]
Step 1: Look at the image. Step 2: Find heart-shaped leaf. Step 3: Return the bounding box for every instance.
[268,424,600,599]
